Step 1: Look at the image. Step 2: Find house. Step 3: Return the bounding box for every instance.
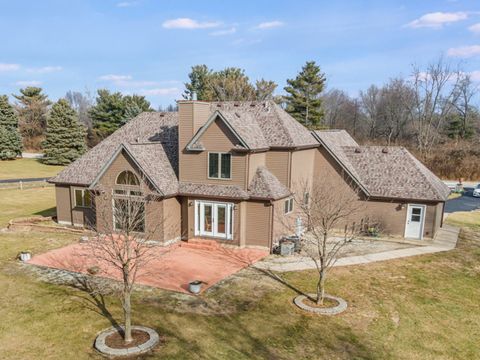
[49,100,450,250]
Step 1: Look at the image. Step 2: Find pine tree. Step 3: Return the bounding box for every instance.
[13,87,51,140]
[0,95,22,160]
[284,61,326,128]
[43,99,86,165]
[89,90,152,139]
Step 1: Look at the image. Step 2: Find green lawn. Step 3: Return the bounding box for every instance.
[0,191,479,359]
[0,158,64,180]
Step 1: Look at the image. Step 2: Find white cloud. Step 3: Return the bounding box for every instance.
[210,27,236,36]
[139,87,180,96]
[27,66,63,74]
[0,63,20,72]
[405,12,468,28]
[116,1,138,7]
[15,80,42,87]
[99,74,132,82]
[447,45,480,57]
[469,23,480,34]
[162,18,221,29]
[255,21,284,29]
[468,70,480,81]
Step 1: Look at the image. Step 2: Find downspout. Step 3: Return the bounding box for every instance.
[269,200,275,253]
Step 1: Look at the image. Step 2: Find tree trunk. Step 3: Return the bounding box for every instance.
[123,289,133,343]
[316,269,326,305]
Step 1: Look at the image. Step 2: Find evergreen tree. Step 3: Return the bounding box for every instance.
[0,95,22,160]
[89,90,152,139]
[284,61,326,128]
[255,79,277,100]
[183,65,275,101]
[13,87,51,140]
[43,99,86,165]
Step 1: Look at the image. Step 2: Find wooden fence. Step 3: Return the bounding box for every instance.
[0,179,53,190]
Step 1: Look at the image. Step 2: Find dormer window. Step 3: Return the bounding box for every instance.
[208,152,231,179]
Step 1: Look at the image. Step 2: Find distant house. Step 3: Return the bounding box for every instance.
[50,100,450,250]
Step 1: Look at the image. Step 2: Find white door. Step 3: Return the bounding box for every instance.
[405,205,425,239]
[195,201,233,240]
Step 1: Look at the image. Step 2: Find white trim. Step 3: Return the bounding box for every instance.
[284,197,294,214]
[404,204,426,240]
[194,200,234,240]
[58,220,73,226]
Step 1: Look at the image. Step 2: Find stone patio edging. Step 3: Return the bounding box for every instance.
[94,325,159,357]
[294,294,347,315]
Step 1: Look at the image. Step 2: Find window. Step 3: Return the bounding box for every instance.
[303,192,310,206]
[114,189,142,196]
[114,198,145,232]
[116,170,140,185]
[284,198,294,214]
[208,153,231,179]
[74,189,91,207]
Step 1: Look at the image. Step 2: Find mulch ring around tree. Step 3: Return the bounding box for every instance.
[293,293,347,315]
[95,325,160,357]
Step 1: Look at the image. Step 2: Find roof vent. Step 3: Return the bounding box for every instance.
[234,103,239,107]
[382,148,389,154]
[136,137,140,143]
[159,113,165,117]
[354,148,362,153]
[217,103,221,107]
[235,112,241,118]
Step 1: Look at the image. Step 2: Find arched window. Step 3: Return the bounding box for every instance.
[116,170,140,186]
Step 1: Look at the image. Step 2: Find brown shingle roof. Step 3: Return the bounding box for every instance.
[208,101,318,149]
[50,112,178,188]
[248,166,291,200]
[341,146,450,201]
[313,129,450,202]
[178,182,249,199]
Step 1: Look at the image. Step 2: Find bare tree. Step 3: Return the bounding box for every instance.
[88,176,164,343]
[407,58,461,158]
[360,85,382,139]
[451,73,479,139]
[293,179,365,305]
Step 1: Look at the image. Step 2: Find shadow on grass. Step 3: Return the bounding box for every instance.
[34,207,56,217]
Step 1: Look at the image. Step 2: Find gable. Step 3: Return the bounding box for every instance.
[200,117,244,151]
[94,148,158,193]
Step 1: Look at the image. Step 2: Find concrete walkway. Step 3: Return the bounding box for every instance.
[255,225,460,272]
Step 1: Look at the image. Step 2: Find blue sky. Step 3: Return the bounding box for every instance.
[1,0,479,107]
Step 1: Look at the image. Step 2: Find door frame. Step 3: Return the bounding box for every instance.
[404,204,426,240]
[194,200,234,240]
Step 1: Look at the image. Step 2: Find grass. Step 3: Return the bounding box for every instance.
[0,187,57,226]
[0,158,64,180]
[447,192,462,200]
[445,210,480,231]
[0,189,479,359]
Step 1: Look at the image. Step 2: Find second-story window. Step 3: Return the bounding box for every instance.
[208,152,231,179]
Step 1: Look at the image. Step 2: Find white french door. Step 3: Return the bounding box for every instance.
[195,201,233,240]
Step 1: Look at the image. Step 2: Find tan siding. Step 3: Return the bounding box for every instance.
[55,185,72,224]
[433,202,444,237]
[290,148,315,193]
[180,119,247,187]
[265,151,290,186]
[163,197,181,242]
[245,201,272,248]
[178,101,212,182]
[247,152,266,184]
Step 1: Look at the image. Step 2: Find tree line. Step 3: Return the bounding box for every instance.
[1,58,478,179]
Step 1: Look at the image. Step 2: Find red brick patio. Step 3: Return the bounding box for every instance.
[27,239,268,294]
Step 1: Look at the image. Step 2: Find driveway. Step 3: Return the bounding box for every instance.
[445,187,480,213]
[27,241,268,294]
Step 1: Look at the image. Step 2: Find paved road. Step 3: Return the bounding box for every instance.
[0,177,51,184]
[445,187,480,213]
